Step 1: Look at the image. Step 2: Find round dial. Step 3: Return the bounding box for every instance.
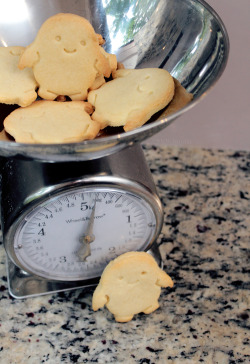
[12,187,158,280]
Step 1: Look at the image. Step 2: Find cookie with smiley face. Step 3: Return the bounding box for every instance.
[18,13,113,101]
[88,68,175,132]
[92,251,174,322]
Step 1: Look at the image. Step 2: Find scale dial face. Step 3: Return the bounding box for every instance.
[12,187,159,281]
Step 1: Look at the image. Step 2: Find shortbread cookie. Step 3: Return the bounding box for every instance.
[88,68,175,132]
[4,100,100,144]
[0,46,38,107]
[18,13,111,101]
[92,251,173,322]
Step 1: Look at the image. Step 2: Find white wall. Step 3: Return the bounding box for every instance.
[146,0,250,151]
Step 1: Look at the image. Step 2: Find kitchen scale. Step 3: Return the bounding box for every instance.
[1,144,164,298]
[0,0,229,298]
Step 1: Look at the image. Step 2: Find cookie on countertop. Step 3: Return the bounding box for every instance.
[0,46,38,107]
[18,13,112,101]
[88,68,175,132]
[92,251,174,322]
[4,100,100,144]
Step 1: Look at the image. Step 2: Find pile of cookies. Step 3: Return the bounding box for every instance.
[0,13,189,144]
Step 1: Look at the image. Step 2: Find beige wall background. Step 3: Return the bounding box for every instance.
[146,0,250,151]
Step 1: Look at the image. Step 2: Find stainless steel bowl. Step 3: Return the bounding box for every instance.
[0,0,229,161]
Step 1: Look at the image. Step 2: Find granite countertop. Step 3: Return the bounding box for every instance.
[0,145,249,364]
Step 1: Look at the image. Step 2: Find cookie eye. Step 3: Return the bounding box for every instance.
[55,36,61,41]
[141,271,147,275]
[80,40,86,46]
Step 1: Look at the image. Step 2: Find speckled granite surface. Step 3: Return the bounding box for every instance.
[0,145,249,364]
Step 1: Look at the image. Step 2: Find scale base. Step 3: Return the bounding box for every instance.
[7,244,162,299]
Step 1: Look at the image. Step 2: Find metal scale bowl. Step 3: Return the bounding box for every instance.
[0,0,229,298]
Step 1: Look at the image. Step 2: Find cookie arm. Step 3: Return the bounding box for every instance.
[18,45,39,69]
[124,109,149,132]
[92,285,109,311]
[156,270,174,288]
[94,55,111,78]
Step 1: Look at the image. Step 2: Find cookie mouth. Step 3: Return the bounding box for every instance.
[64,48,77,54]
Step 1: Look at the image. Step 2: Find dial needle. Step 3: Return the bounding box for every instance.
[77,201,96,261]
